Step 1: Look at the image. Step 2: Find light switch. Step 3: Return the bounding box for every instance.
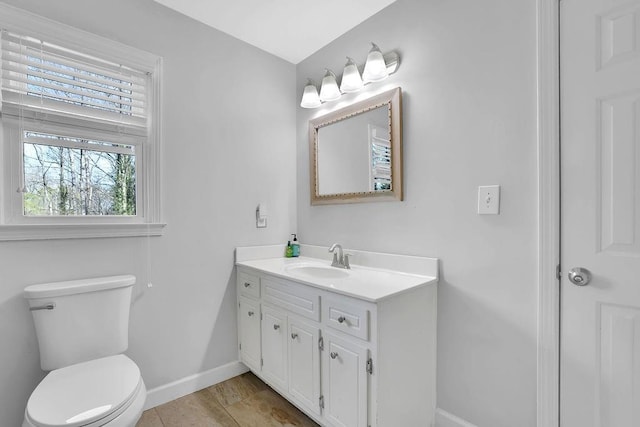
[256,203,268,228]
[477,185,500,215]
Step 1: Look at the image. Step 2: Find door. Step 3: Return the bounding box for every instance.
[238,296,261,372]
[261,305,288,390]
[288,317,321,416]
[561,0,640,425]
[322,331,368,427]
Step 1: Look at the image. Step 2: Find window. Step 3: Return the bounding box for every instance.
[0,5,163,240]
[23,132,137,216]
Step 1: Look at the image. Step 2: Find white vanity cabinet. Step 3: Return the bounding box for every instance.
[236,260,437,427]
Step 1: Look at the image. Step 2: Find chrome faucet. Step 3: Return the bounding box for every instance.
[329,243,350,269]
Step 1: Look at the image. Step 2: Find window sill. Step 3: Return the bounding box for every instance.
[0,222,166,241]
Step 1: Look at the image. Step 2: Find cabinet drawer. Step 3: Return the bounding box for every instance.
[262,277,320,321]
[238,270,260,299]
[323,297,369,341]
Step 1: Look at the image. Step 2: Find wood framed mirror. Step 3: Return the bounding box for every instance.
[309,87,402,205]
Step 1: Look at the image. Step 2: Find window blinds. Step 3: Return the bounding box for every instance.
[0,29,149,136]
[370,126,392,191]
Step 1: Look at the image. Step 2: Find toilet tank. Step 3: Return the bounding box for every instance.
[24,275,135,371]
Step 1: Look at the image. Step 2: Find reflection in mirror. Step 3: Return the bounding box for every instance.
[317,106,389,195]
[309,87,402,205]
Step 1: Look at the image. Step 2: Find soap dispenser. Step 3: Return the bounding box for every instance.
[285,240,293,258]
[291,234,300,257]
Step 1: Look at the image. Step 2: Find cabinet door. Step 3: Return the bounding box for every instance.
[288,318,321,416]
[261,305,288,390]
[238,296,261,372]
[323,332,369,427]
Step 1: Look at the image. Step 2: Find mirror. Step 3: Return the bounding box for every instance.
[309,87,402,205]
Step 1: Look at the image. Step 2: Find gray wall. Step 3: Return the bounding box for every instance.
[0,1,296,426]
[296,1,538,426]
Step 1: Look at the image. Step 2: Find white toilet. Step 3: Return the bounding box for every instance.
[23,275,146,427]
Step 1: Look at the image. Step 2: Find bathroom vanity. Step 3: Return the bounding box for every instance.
[235,245,438,427]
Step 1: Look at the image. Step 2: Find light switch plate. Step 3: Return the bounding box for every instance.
[256,203,268,228]
[478,185,500,214]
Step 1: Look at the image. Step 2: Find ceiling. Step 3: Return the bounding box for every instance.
[152,0,397,64]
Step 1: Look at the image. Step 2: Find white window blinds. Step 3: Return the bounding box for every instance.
[369,125,392,191]
[1,29,149,136]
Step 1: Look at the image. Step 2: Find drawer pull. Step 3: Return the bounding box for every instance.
[244,282,251,288]
[291,333,298,340]
[337,316,347,324]
[273,324,280,330]
[248,311,255,317]
[330,352,339,359]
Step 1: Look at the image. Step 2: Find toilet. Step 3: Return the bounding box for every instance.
[23,275,146,427]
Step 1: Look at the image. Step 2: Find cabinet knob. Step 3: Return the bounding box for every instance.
[291,333,298,340]
[337,316,346,324]
[273,324,280,330]
[330,352,339,359]
[248,311,254,317]
[244,282,251,288]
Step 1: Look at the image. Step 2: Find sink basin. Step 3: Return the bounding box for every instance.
[285,264,350,279]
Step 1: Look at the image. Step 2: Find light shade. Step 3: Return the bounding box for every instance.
[362,42,389,83]
[300,79,321,108]
[340,57,363,93]
[319,69,341,102]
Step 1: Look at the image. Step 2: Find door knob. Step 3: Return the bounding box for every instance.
[568,267,592,286]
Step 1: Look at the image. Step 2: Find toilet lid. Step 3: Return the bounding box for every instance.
[26,355,141,427]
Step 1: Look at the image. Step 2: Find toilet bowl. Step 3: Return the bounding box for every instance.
[23,355,146,427]
[23,276,146,427]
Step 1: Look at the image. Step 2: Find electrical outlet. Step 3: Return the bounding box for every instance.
[478,185,500,215]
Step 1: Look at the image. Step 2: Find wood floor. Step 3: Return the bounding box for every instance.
[136,372,319,427]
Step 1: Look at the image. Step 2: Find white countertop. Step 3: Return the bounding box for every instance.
[236,255,437,302]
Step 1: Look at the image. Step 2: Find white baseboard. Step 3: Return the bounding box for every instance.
[435,408,477,427]
[143,361,249,409]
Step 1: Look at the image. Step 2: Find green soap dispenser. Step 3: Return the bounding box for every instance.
[291,234,300,257]
[285,240,293,258]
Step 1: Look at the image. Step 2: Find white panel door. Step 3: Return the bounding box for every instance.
[322,331,368,427]
[261,305,288,390]
[288,317,321,416]
[238,296,261,372]
[561,0,640,425]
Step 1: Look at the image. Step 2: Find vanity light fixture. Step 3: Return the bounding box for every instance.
[340,57,364,93]
[362,42,389,83]
[299,42,399,109]
[300,79,322,108]
[319,69,341,102]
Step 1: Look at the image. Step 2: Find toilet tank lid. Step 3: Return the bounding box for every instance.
[24,275,136,299]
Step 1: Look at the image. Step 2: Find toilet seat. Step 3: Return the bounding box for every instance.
[25,355,142,427]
